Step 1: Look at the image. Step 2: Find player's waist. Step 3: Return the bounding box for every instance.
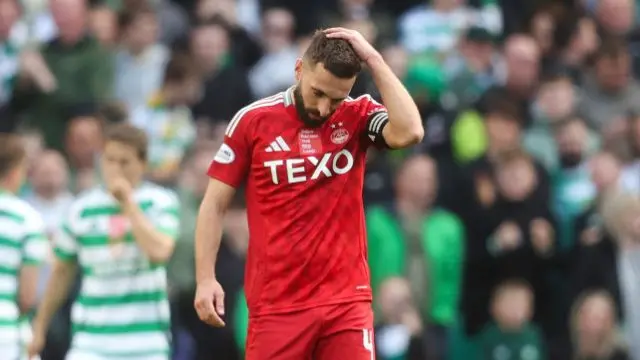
[247,293,372,317]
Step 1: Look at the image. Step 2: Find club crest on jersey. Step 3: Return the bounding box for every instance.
[330,122,349,145]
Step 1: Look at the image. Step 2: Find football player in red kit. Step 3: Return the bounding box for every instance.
[194,28,423,359]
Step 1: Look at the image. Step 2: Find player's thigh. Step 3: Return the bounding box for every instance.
[314,328,375,360]
[245,311,320,360]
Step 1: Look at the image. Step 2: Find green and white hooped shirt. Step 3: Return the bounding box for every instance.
[0,190,49,360]
[54,182,180,359]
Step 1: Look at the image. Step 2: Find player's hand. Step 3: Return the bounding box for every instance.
[324,27,382,65]
[107,177,133,204]
[26,328,46,359]
[194,278,226,327]
[530,218,554,256]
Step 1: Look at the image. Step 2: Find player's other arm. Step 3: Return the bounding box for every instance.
[195,179,236,284]
[195,105,253,327]
[368,56,424,149]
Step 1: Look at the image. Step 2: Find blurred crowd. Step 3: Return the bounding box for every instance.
[3,0,640,359]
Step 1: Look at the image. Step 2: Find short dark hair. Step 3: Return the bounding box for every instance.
[118,2,155,30]
[491,278,533,303]
[302,30,362,78]
[163,52,198,85]
[104,123,149,161]
[591,35,629,64]
[0,134,26,179]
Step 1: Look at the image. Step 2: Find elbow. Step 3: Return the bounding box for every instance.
[408,124,425,145]
[18,295,37,314]
[147,238,175,263]
[388,124,424,148]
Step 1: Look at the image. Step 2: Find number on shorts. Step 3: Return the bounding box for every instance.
[362,328,374,358]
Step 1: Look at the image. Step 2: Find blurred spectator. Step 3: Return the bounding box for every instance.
[23,150,73,235]
[550,116,598,250]
[577,36,640,137]
[88,4,118,48]
[11,0,113,152]
[524,71,601,171]
[398,0,477,56]
[130,52,198,186]
[441,26,501,110]
[551,290,629,360]
[193,0,262,68]
[248,8,298,99]
[551,11,599,82]
[600,190,640,360]
[367,154,464,359]
[123,0,188,45]
[374,277,426,360]
[500,34,540,120]
[460,150,554,335]
[0,0,21,129]
[189,18,253,125]
[64,107,104,193]
[114,5,169,112]
[594,0,636,36]
[318,0,396,45]
[476,280,545,360]
[619,113,640,194]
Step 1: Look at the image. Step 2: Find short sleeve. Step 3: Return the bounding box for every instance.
[149,190,181,240]
[358,95,389,148]
[53,223,78,263]
[207,108,254,188]
[21,211,48,266]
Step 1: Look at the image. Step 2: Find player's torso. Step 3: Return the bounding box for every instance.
[243,99,372,314]
[69,188,170,345]
[247,103,368,206]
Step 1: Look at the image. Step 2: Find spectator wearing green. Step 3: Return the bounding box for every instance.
[367,155,465,360]
[11,0,113,152]
[0,134,49,360]
[477,280,545,360]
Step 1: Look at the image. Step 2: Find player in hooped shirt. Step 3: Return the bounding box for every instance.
[194,28,424,359]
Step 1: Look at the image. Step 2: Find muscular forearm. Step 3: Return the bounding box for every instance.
[123,200,174,263]
[367,56,424,147]
[195,199,225,283]
[33,260,76,333]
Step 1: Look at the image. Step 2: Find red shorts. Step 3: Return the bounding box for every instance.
[245,301,375,360]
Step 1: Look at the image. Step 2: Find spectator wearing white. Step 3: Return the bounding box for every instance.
[24,150,73,234]
[248,8,298,99]
[114,5,169,113]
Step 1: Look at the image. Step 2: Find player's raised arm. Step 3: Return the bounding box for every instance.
[325,28,424,149]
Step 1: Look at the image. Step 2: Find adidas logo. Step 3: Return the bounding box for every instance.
[265,136,291,152]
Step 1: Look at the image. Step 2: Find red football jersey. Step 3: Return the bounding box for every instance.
[208,87,389,316]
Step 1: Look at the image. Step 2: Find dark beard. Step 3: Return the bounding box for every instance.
[293,86,328,128]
